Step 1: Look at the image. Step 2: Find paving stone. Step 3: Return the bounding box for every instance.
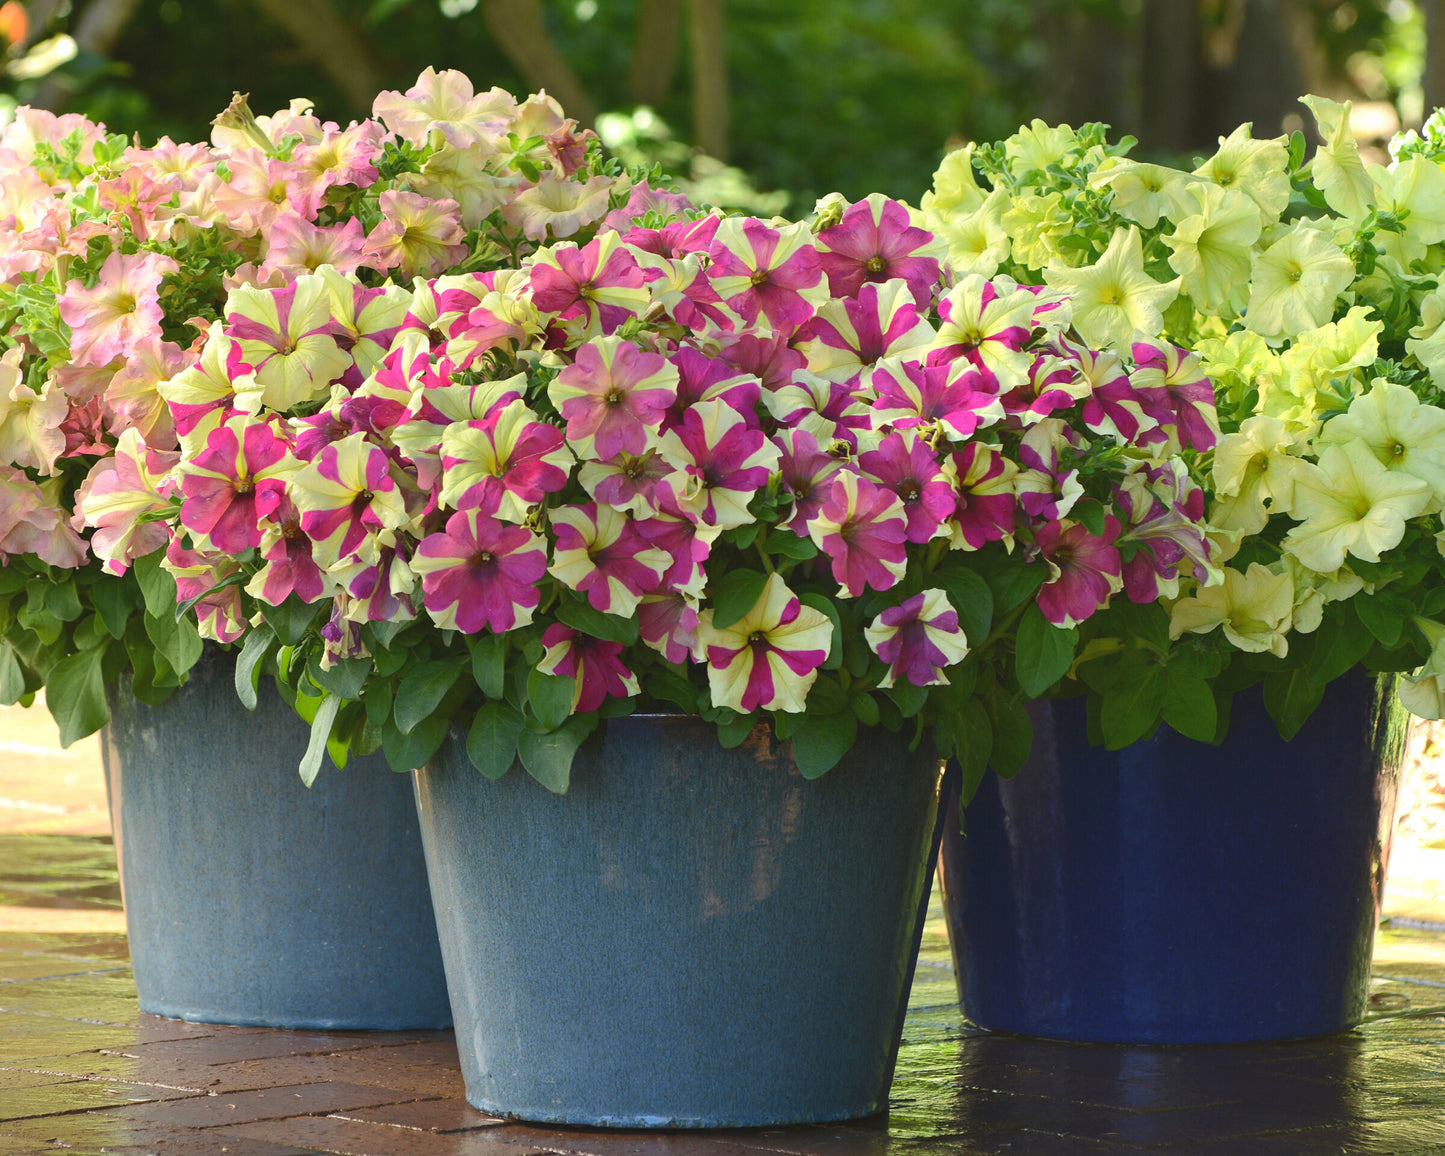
[102,1080,429,1129]
[226,1115,551,1155]
[0,1107,212,1151]
[0,1074,206,1120]
[333,1097,505,1133]
[101,1027,451,1068]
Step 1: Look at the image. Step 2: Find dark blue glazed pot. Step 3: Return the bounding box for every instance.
[413,714,943,1127]
[939,668,1408,1044]
[102,647,451,1030]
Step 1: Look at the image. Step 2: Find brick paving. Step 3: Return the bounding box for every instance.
[3,706,1445,1152]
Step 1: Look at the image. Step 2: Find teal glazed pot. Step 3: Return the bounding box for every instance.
[939,668,1407,1044]
[102,648,451,1030]
[413,714,943,1128]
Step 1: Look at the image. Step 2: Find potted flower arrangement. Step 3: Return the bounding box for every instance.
[0,67,644,1029]
[923,98,1433,1043]
[133,103,1223,1119]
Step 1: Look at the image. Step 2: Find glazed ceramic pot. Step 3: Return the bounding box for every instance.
[102,647,451,1030]
[939,668,1408,1043]
[412,714,943,1127]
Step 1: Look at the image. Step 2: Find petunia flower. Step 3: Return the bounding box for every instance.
[793,279,936,386]
[291,433,411,569]
[362,190,469,280]
[858,430,955,544]
[638,590,703,664]
[73,428,179,574]
[439,399,573,521]
[502,173,615,241]
[549,336,679,461]
[948,443,1017,550]
[1317,380,1445,511]
[1043,226,1179,350]
[1283,438,1433,573]
[1210,414,1301,534]
[548,502,671,617]
[527,232,651,337]
[2,467,87,569]
[806,470,909,597]
[538,624,640,714]
[0,349,66,474]
[706,217,828,333]
[1033,515,1123,628]
[696,572,833,714]
[656,399,781,530]
[932,274,1045,391]
[869,357,1004,442]
[58,250,179,368]
[1192,123,1291,225]
[245,496,331,607]
[163,538,246,644]
[1242,221,1354,342]
[1301,94,1374,222]
[1161,183,1261,313]
[176,414,294,554]
[865,588,971,688]
[410,506,548,634]
[1169,562,1294,657]
[814,193,946,306]
[225,276,353,413]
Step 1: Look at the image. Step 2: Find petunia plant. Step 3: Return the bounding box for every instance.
[0,69,657,746]
[129,188,1221,794]
[922,97,1445,749]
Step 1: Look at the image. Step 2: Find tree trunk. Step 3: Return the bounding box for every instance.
[687,0,728,160]
[1426,0,1445,120]
[250,0,387,116]
[482,0,597,125]
[628,0,681,108]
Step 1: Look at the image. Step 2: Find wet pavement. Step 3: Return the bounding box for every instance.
[0,833,1441,1155]
[2,703,1445,1153]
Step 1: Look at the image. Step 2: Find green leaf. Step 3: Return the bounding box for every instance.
[143,610,203,680]
[470,633,507,699]
[767,532,818,561]
[527,668,576,731]
[1306,611,1372,686]
[382,714,450,773]
[717,712,757,748]
[933,567,993,645]
[90,579,135,639]
[556,599,639,644]
[954,698,992,804]
[262,596,322,646]
[988,562,1046,614]
[708,569,769,630]
[133,550,177,619]
[1014,604,1078,698]
[1161,672,1216,742]
[45,647,110,748]
[394,660,463,735]
[44,582,83,623]
[467,701,524,779]
[1100,676,1166,750]
[517,716,594,793]
[790,710,858,779]
[364,680,394,726]
[888,679,928,718]
[310,656,372,701]
[298,693,342,787]
[802,674,848,716]
[234,622,277,710]
[1356,593,1409,648]
[851,692,880,727]
[1263,668,1327,741]
[986,692,1032,777]
[0,643,24,706]
[1071,498,1107,538]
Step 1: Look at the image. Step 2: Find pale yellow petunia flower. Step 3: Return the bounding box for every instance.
[1043,225,1179,349]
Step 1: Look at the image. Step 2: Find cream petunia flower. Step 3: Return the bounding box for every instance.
[1300,95,1374,222]
[1193,123,1291,225]
[1209,415,1301,534]
[1319,380,1445,510]
[1162,183,1261,313]
[1283,438,1432,572]
[922,144,987,216]
[1091,159,1198,230]
[1407,285,1445,378]
[1042,226,1179,349]
[1368,156,1445,267]
[1242,221,1354,341]
[924,188,1011,278]
[1168,562,1294,657]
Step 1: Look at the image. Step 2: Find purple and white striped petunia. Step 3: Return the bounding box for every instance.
[864,588,971,688]
[814,193,946,307]
[696,572,833,714]
[538,624,640,714]
[548,501,672,617]
[858,430,955,544]
[806,470,909,597]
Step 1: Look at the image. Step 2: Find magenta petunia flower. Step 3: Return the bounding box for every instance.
[1065,338,1156,445]
[411,507,548,634]
[775,428,844,536]
[864,588,972,688]
[696,572,833,713]
[1000,349,1090,424]
[815,193,945,306]
[660,346,762,434]
[1034,516,1123,628]
[706,217,827,333]
[948,443,1018,551]
[538,624,640,714]
[549,502,671,616]
[933,274,1050,393]
[806,470,909,597]
[291,433,411,568]
[528,232,650,336]
[177,415,293,554]
[440,400,573,521]
[869,358,1004,442]
[246,497,331,607]
[656,399,781,530]
[633,501,718,596]
[1113,459,1214,603]
[164,537,246,644]
[73,429,177,574]
[579,447,673,517]
[549,336,679,461]
[1129,338,1220,453]
[638,590,702,664]
[1015,418,1085,522]
[794,279,936,386]
[858,430,955,544]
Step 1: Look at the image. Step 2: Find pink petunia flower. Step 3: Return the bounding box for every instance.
[538,624,640,714]
[440,399,573,521]
[656,399,782,530]
[806,470,909,597]
[410,507,548,634]
[548,502,671,617]
[73,429,179,574]
[858,430,955,544]
[548,336,679,461]
[1033,516,1124,628]
[815,193,946,307]
[58,250,179,369]
[706,217,828,333]
[176,415,294,554]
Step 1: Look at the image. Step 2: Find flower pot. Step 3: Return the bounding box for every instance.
[938,668,1408,1043]
[412,714,943,1127]
[102,647,451,1029]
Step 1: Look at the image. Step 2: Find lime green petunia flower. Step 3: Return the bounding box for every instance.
[1042,226,1179,350]
[1243,220,1354,341]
